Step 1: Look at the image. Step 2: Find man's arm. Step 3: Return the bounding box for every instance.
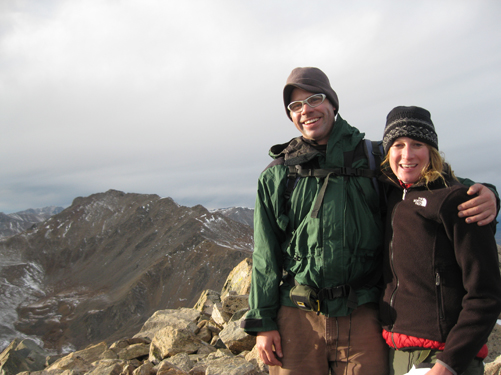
[457,183,499,226]
[241,165,288,333]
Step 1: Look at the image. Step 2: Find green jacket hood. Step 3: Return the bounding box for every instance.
[269,114,365,167]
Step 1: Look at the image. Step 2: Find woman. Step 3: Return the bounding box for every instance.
[379,106,501,375]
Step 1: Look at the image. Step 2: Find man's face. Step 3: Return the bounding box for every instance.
[289,87,336,145]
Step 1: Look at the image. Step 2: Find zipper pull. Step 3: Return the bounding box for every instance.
[402,189,407,200]
[435,273,440,286]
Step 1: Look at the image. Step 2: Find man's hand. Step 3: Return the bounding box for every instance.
[458,184,497,226]
[256,330,283,367]
[421,362,453,375]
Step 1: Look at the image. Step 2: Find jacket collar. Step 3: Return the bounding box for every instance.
[269,114,365,167]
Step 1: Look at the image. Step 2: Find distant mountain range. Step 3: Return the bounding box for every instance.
[0,190,253,353]
[0,207,65,239]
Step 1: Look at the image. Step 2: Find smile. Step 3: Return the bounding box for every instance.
[400,164,418,168]
[304,118,320,125]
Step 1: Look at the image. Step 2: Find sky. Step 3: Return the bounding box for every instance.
[1,0,501,213]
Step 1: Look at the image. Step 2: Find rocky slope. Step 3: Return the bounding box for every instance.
[0,258,268,375]
[0,190,253,354]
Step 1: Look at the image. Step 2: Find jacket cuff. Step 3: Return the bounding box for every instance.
[240,316,278,334]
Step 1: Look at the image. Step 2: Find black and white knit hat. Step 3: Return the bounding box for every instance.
[382,106,438,154]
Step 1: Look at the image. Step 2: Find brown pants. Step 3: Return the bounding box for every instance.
[270,304,388,375]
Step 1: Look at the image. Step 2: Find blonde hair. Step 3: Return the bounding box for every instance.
[381,144,456,187]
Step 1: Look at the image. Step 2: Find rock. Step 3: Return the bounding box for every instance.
[188,353,208,364]
[211,303,231,326]
[220,258,252,299]
[209,335,226,349]
[100,349,119,359]
[205,355,262,375]
[109,339,130,350]
[121,363,137,375]
[218,314,256,354]
[0,338,50,375]
[221,294,249,315]
[163,352,194,372]
[188,362,207,375]
[149,326,202,363]
[206,348,233,360]
[195,342,217,355]
[156,359,189,375]
[45,342,108,372]
[132,361,155,375]
[193,290,221,316]
[117,343,150,360]
[134,309,201,342]
[485,355,501,375]
[195,324,213,343]
[245,345,269,373]
[86,359,126,375]
[45,353,94,373]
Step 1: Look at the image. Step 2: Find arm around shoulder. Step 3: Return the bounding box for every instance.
[456,179,499,226]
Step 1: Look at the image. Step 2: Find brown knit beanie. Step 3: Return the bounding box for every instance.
[283,67,339,120]
[382,106,438,154]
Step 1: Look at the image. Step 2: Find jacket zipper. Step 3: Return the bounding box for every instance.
[388,187,408,348]
[391,188,408,311]
[435,272,445,320]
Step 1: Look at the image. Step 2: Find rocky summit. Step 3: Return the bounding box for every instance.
[0,190,253,354]
[2,257,501,375]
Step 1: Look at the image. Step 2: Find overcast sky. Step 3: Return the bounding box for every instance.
[1,0,500,213]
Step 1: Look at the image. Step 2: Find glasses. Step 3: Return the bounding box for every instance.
[287,93,326,113]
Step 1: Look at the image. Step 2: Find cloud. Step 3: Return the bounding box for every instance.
[1,0,501,212]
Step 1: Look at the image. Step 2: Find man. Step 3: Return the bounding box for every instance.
[241,67,498,375]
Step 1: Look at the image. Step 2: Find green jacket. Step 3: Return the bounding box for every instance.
[242,116,384,334]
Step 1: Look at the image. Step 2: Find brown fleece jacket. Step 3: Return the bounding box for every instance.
[380,177,501,374]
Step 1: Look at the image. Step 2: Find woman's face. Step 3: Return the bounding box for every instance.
[389,137,430,184]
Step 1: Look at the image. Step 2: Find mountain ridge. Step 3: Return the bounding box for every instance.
[0,190,253,353]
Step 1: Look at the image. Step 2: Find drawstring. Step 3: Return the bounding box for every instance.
[331,312,353,374]
[345,314,352,375]
[334,317,340,365]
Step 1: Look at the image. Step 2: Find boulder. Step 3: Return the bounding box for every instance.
[205,355,262,375]
[211,303,231,326]
[221,293,249,315]
[156,359,188,375]
[134,309,200,342]
[245,345,269,374]
[485,355,501,375]
[117,342,150,360]
[149,326,202,363]
[163,352,194,372]
[220,258,252,299]
[45,341,108,373]
[132,361,155,375]
[86,359,126,375]
[193,290,221,316]
[45,353,94,373]
[0,338,50,375]
[218,313,256,354]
